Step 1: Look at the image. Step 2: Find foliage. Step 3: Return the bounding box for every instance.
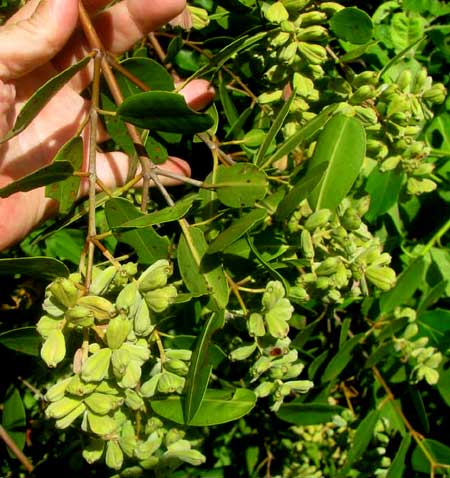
[0,0,449,477]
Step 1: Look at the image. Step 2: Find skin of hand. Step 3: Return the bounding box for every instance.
[0,0,214,251]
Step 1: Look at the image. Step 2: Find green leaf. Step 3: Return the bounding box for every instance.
[177,227,229,310]
[386,434,411,478]
[0,257,69,279]
[184,311,225,424]
[45,137,83,214]
[277,401,346,426]
[275,163,328,222]
[117,91,214,134]
[380,257,427,314]
[262,104,338,170]
[365,168,404,222]
[0,54,93,144]
[151,388,256,426]
[2,387,26,456]
[0,161,74,198]
[390,12,425,52]
[0,327,40,356]
[338,410,380,476]
[437,366,450,407]
[116,195,197,229]
[416,308,450,348]
[321,333,364,384]
[255,89,297,167]
[411,439,450,473]
[212,163,268,208]
[219,75,239,128]
[330,7,373,44]
[308,114,366,211]
[44,229,85,265]
[117,57,174,95]
[105,198,170,264]
[207,209,266,254]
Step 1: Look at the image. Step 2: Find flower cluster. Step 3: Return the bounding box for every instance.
[37,260,205,473]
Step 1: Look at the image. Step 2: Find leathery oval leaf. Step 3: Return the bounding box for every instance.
[151,388,256,426]
[117,91,213,134]
[308,114,366,211]
[211,163,268,208]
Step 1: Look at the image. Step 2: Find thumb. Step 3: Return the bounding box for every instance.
[0,0,79,81]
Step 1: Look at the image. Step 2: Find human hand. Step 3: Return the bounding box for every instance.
[0,0,214,251]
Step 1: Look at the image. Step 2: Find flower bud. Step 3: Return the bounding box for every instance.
[106,316,132,350]
[37,315,64,339]
[77,296,116,321]
[248,313,266,337]
[366,266,396,291]
[407,177,437,195]
[286,379,314,393]
[105,440,124,470]
[165,349,192,361]
[118,360,142,389]
[264,2,289,23]
[164,440,206,466]
[65,305,95,327]
[82,439,105,464]
[90,266,117,296]
[140,374,161,398]
[423,83,447,104]
[55,402,86,429]
[121,340,150,363]
[87,412,118,436]
[124,389,145,411]
[301,229,315,259]
[295,10,327,26]
[297,42,327,64]
[341,207,361,231]
[279,42,298,64]
[397,70,412,93]
[262,281,286,310]
[46,396,83,419]
[349,85,376,105]
[115,281,139,313]
[189,5,210,30]
[144,285,177,313]
[41,329,66,368]
[66,374,97,397]
[85,393,123,415]
[352,71,379,88]
[380,155,402,172]
[138,260,172,293]
[134,300,154,337]
[164,359,189,376]
[111,348,131,378]
[81,348,112,383]
[135,431,163,460]
[316,257,340,276]
[119,420,137,457]
[304,209,332,231]
[157,371,185,394]
[296,25,328,42]
[254,381,275,397]
[165,428,185,447]
[251,356,273,379]
[48,278,79,309]
[45,376,72,402]
[229,343,257,361]
[258,90,283,104]
[283,362,305,379]
[282,0,312,12]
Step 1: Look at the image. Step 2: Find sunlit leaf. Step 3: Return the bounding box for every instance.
[0,161,74,198]
[151,388,256,426]
[330,7,373,44]
[45,137,83,214]
[0,54,93,144]
[277,401,346,426]
[2,387,26,457]
[308,114,366,211]
[212,163,268,208]
[0,257,69,279]
[207,208,266,254]
[105,198,170,264]
[117,91,214,134]
[0,327,40,356]
[184,311,225,424]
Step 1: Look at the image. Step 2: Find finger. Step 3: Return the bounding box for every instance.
[53,0,186,76]
[79,152,192,195]
[0,0,79,81]
[177,80,216,111]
